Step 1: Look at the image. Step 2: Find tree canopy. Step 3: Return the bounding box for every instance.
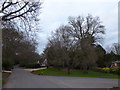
[1,0,42,70]
[1,0,42,42]
[44,14,106,73]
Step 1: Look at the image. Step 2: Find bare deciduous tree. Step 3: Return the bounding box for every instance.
[67,14,105,73]
[68,14,105,44]
[0,0,42,42]
[111,43,120,55]
[44,14,105,73]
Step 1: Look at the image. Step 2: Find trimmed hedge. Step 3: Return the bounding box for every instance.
[20,63,41,68]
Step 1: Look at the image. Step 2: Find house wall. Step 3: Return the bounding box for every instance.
[111,63,120,68]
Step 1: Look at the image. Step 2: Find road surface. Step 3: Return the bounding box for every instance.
[3,68,119,88]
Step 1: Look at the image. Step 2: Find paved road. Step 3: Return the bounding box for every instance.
[3,68,119,88]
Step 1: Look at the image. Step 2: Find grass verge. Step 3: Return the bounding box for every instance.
[0,72,2,85]
[109,87,120,90]
[32,68,119,79]
[2,72,11,85]
[0,80,2,84]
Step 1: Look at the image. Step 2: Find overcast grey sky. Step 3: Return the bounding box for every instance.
[36,0,119,54]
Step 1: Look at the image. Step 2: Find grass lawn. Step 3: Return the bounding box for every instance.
[109,87,120,90]
[32,68,119,79]
[0,80,2,84]
[2,72,11,85]
[0,72,2,85]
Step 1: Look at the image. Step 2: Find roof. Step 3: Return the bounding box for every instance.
[112,61,120,63]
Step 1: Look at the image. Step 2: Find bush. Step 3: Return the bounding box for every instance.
[94,67,120,75]
[26,63,41,68]
[20,62,41,68]
[110,68,120,74]
[2,60,14,70]
[94,67,110,73]
[93,67,102,72]
[101,67,110,73]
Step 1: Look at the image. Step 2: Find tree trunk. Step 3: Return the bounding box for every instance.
[83,65,88,74]
[46,65,48,68]
[62,61,65,68]
[67,67,70,74]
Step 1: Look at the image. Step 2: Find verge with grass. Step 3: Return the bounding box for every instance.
[2,72,11,85]
[32,68,119,79]
[0,72,2,85]
[109,87,120,90]
[0,80,2,84]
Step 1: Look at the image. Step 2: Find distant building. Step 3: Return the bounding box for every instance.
[111,61,120,68]
[41,59,47,67]
[37,58,47,67]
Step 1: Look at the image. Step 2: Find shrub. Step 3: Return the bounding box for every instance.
[2,59,14,70]
[94,67,120,74]
[25,63,41,68]
[101,67,110,73]
[20,63,41,68]
[93,67,110,73]
[93,67,102,72]
[110,68,120,74]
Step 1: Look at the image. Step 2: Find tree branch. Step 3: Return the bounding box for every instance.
[2,2,29,21]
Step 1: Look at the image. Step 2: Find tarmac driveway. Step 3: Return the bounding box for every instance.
[3,68,119,88]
